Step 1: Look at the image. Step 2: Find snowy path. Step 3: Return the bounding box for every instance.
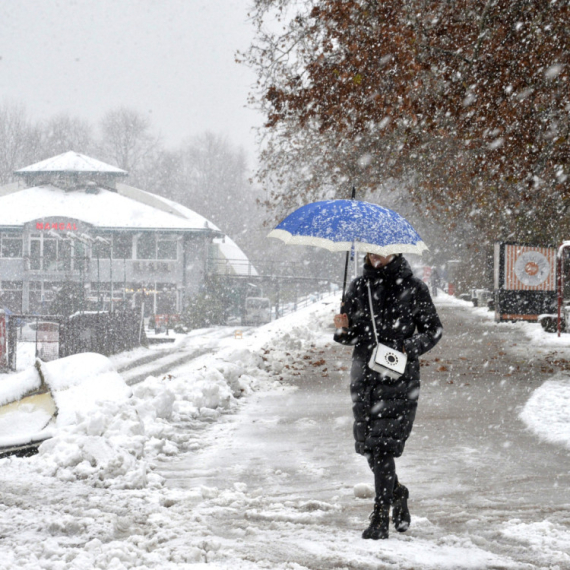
[157,300,570,569]
[400,300,570,569]
[2,297,570,569]
[114,327,243,385]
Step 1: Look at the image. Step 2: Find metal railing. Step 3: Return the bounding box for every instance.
[5,310,146,371]
[207,256,312,278]
[278,290,334,319]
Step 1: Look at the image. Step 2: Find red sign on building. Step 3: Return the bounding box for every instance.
[36,222,78,231]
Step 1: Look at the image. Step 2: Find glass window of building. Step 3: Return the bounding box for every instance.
[42,282,58,307]
[0,281,23,313]
[136,233,156,259]
[113,234,132,259]
[28,281,59,314]
[28,234,86,272]
[30,236,42,271]
[1,233,23,258]
[135,234,177,260]
[157,236,177,260]
[29,281,42,313]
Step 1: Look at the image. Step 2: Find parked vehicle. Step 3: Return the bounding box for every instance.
[470,289,492,308]
[243,297,271,326]
[539,314,559,333]
[538,302,570,333]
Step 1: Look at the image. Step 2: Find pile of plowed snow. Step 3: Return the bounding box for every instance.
[0,296,338,491]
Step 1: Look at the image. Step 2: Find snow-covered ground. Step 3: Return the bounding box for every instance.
[0,297,338,569]
[436,292,570,453]
[0,292,569,569]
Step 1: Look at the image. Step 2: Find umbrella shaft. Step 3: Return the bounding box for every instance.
[341,249,350,312]
[341,186,356,311]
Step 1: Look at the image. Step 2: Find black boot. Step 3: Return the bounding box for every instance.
[362,500,389,540]
[392,483,411,532]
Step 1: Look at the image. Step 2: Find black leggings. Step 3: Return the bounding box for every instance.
[368,452,399,505]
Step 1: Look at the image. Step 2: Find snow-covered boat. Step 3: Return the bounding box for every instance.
[0,354,131,457]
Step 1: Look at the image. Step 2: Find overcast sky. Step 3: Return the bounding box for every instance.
[0,0,261,161]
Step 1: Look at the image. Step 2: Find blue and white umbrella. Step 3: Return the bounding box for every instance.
[269,199,427,307]
[268,200,427,257]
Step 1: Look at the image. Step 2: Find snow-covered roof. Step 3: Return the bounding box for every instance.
[1,152,255,269]
[148,194,224,232]
[14,152,127,176]
[116,183,200,223]
[149,194,258,276]
[212,237,259,277]
[0,185,219,232]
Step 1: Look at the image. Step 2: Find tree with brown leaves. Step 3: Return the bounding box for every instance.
[244,0,570,254]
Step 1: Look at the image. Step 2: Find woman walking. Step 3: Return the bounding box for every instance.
[334,252,443,539]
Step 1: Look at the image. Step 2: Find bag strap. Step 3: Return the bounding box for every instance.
[366,280,379,343]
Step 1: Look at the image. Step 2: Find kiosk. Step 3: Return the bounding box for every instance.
[494,242,557,322]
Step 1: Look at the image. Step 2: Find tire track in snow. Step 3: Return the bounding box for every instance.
[119,327,253,385]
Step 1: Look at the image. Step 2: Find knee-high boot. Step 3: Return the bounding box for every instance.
[392,482,411,532]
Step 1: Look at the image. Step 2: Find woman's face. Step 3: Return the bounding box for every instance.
[368,253,395,268]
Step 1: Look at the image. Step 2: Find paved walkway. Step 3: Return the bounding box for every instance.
[402,301,570,566]
[160,300,570,569]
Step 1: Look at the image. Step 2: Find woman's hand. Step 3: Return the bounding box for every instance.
[334,314,349,328]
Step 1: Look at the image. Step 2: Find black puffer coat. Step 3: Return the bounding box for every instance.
[334,255,442,458]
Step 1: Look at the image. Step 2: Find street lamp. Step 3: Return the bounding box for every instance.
[100,237,113,311]
[94,236,111,311]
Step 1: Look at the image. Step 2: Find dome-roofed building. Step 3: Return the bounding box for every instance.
[0,152,256,315]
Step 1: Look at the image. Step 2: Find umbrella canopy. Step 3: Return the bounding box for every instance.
[268,200,427,257]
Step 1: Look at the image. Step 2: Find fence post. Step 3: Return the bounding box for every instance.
[275,280,280,319]
[7,316,17,371]
[60,318,66,358]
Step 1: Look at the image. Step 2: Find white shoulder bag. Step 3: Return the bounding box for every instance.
[366,281,407,380]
